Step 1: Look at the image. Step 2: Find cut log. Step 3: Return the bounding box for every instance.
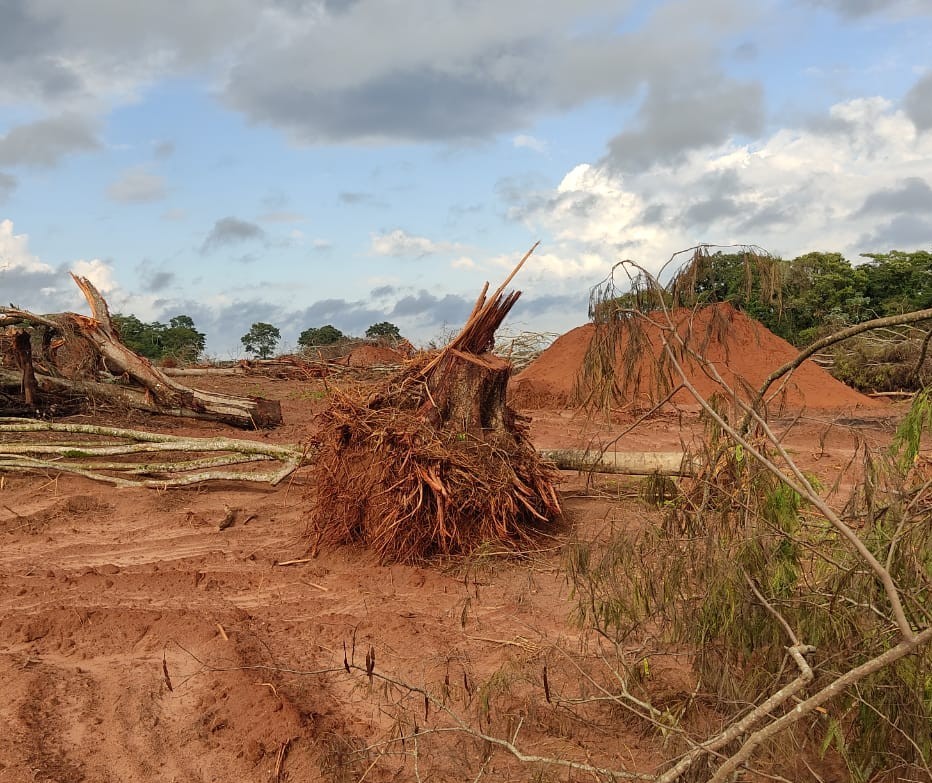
[539,449,697,476]
[1,275,282,428]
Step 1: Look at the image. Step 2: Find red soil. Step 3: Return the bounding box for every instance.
[340,344,407,368]
[511,303,881,412]
[0,374,900,781]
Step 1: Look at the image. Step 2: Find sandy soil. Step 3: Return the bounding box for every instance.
[511,304,882,412]
[0,375,902,782]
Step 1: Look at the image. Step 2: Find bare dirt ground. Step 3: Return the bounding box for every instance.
[0,374,902,782]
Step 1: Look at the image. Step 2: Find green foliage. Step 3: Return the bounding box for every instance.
[112,313,206,363]
[861,250,932,314]
[566,417,932,780]
[831,337,931,393]
[592,247,932,392]
[891,386,932,471]
[783,252,871,343]
[599,248,929,345]
[365,321,402,341]
[297,324,344,347]
[240,321,281,359]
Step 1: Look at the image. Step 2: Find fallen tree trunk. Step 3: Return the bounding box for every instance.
[0,367,281,425]
[1,275,281,428]
[539,449,697,476]
[0,418,307,487]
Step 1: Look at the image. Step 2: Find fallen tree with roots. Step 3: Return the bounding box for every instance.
[310,244,563,563]
[0,274,282,428]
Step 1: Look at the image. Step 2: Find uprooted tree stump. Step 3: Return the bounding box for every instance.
[0,274,281,428]
[312,244,562,563]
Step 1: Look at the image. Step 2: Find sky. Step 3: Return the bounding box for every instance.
[1,0,931,357]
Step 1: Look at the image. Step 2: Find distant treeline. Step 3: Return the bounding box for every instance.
[112,314,206,363]
[610,249,932,391]
[112,250,931,388]
[111,313,406,363]
[660,249,931,346]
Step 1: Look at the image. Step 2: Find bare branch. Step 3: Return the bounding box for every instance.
[707,626,932,783]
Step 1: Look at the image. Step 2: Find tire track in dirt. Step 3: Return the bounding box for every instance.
[0,428,717,782]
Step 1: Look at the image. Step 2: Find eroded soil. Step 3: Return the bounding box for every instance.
[0,376,902,782]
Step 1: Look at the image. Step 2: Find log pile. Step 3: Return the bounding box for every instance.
[0,418,305,487]
[311,244,562,563]
[0,274,281,428]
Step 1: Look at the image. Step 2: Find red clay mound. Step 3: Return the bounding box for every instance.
[340,344,407,368]
[511,303,881,412]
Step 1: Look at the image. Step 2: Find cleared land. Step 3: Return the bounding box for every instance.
[0,371,902,782]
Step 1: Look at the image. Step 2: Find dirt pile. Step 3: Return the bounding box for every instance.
[339,344,408,368]
[511,303,881,412]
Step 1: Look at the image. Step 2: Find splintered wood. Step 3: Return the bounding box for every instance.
[1,274,281,428]
[312,243,562,563]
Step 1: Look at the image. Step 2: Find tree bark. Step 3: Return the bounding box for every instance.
[1,275,282,428]
[11,331,39,407]
[539,449,696,476]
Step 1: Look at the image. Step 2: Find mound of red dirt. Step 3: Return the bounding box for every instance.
[510,303,881,412]
[340,344,408,368]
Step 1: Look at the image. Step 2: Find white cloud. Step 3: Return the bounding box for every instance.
[70,258,115,293]
[0,220,161,319]
[451,256,476,269]
[513,134,548,153]
[504,97,932,279]
[371,229,461,258]
[488,248,611,281]
[0,219,53,273]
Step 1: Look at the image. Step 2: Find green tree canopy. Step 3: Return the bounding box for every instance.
[112,313,206,362]
[365,321,402,341]
[241,322,281,359]
[782,252,869,342]
[298,324,344,347]
[860,250,932,314]
[598,247,931,348]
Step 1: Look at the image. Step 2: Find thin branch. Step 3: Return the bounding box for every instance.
[655,323,917,641]
[743,570,800,647]
[707,626,932,783]
[653,644,815,783]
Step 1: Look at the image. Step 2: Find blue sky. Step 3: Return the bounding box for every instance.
[1,0,931,356]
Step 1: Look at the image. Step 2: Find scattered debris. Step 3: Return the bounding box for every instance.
[0,419,307,487]
[0,274,282,427]
[218,506,237,530]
